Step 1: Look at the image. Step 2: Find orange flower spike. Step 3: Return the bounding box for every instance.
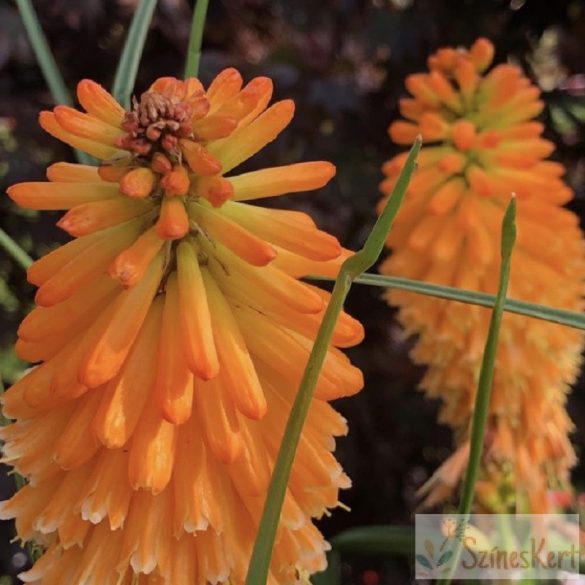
[119,167,156,198]
[156,197,190,240]
[3,70,366,585]
[109,227,165,287]
[160,165,190,197]
[176,241,219,380]
[380,38,585,513]
[179,139,222,176]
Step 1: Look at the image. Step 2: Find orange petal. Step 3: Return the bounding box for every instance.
[154,273,194,424]
[196,175,234,207]
[221,202,341,261]
[109,226,165,287]
[451,119,476,151]
[7,182,120,210]
[208,99,295,173]
[207,242,324,315]
[18,276,118,342]
[218,77,271,118]
[54,106,124,144]
[77,79,125,127]
[176,241,219,379]
[156,197,190,240]
[53,392,102,469]
[190,202,276,266]
[228,161,336,201]
[202,269,266,420]
[98,164,132,182]
[470,38,495,72]
[46,163,102,183]
[151,152,173,174]
[192,115,237,141]
[119,167,156,198]
[26,221,125,286]
[35,219,143,306]
[270,245,351,279]
[195,375,242,464]
[389,120,420,144]
[92,301,162,449]
[39,111,120,160]
[78,253,164,387]
[129,396,177,495]
[161,166,190,196]
[180,139,222,175]
[56,197,153,237]
[206,68,243,112]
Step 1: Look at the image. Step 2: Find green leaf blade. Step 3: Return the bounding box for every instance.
[244,139,421,585]
[111,0,158,108]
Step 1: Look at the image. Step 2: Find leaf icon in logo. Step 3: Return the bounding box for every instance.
[424,539,435,559]
[416,555,434,571]
[437,550,453,567]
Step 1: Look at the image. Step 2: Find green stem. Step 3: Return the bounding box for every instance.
[15,0,71,106]
[111,0,158,108]
[15,0,91,164]
[244,137,422,585]
[309,273,585,331]
[184,0,210,78]
[0,228,33,271]
[439,197,517,585]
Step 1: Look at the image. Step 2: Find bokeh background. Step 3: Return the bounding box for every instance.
[2,0,585,583]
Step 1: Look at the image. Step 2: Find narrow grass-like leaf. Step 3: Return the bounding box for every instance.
[439,197,517,585]
[332,525,415,555]
[309,273,585,332]
[245,137,422,585]
[0,228,33,271]
[111,0,158,108]
[15,0,91,164]
[184,0,210,78]
[15,0,71,106]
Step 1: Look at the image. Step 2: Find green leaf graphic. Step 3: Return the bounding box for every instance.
[437,550,453,567]
[424,539,435,560]
[416,555,434,571]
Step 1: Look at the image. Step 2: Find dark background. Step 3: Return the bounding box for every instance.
[2,0,585,583]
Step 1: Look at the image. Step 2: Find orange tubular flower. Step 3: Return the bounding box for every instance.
[1,72,365,585]
[380,39,585,512]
